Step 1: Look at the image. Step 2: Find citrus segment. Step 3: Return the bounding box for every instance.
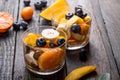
[38,48,64,71]
[0,12,14,33]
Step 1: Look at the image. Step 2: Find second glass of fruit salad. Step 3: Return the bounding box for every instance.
[51,5,92,50]
[22,26,67,75]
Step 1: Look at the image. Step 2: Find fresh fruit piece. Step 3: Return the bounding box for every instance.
[57,24,71,39]
[20,21,28,30]
[66,15,84,27]
[36,38,46,47]
[75,8,83,16]
[95,73,110,80]
[71,32,85,41]
[84,15,91,24]
[75,5,82,12]
[71,24,81,33]
[33,50,44,60]
[38,47,64,71]
[34,2,42,10]
[65,12,73,20]
[82,13,87,19]
[65,66,97,80]
[24,33,41,46]
[25,51,38,66]
[0,12,14,33]
[40,0,47,7]
[40,0,69,20]
[41,29,59,40]
[80,23,90,35]
[23,0,30,6]
[57,38,65,46]
[13,22,20,31]
[59,17,68,23]
[21,7,34,20]
[49,42,58,48]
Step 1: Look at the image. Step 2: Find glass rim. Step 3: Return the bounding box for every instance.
[51,5,92,24]
[21,26,67,49]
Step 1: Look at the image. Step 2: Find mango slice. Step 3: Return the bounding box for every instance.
[65,66,97,80]
[40,0,69,20]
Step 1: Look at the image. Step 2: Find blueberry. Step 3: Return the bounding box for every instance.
[40,0,47,7]
[57,38,65,46]
[71,24,81,33]
[20,21,28,30]
[65,12,73,20]
[34,2,42,10]
[36,38,46,47]
[82,13,87,19]
[75,5,82,11]
[75,8,83,14]
[49,42,57,48]
[13,22,20,31]
[23,0,30,6]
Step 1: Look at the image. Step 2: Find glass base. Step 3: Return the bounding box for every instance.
[67,41,89,50]
[26,61,65,75]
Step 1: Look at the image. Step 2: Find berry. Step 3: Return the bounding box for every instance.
[49,42,57,48]
[82,13,87,19]
[57,38,65,46]
[23,0,30,6]
[34,2,42,10]
[71,24,81,33]
[41,0,47,7]
[65,12,73,20]
[36,38,46,47]
[75,8,83,15]
[20,21,28,30]
[75,5,82,11]
[13,22,20,31]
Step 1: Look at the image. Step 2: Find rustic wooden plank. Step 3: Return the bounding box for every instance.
[13,0,120,80]
[66,0,120,80]
[0,0,19,80]
[89,0,120,79]
[97,0,120,75]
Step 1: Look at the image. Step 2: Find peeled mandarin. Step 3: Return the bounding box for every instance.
[80,23,90,35]
[38,48,64,71]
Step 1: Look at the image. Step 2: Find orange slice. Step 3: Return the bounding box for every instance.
[38,48,64,71]
[0,12,14,33]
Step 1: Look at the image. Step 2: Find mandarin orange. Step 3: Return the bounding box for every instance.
[21,7,34,20]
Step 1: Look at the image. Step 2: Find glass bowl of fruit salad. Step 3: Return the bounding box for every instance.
[22,26,67,75]
[51,5,92,50]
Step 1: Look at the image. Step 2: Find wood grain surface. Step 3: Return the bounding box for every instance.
[0,0,120,80]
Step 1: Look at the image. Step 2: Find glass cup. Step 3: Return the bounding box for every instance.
[51,6,92,50]
[22,26,67,75]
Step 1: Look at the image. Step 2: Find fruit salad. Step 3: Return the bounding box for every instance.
[52,6,91,50]
[40,0,92,50]
[22,26,67,75]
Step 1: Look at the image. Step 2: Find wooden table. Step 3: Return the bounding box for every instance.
[0,0,120,80]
